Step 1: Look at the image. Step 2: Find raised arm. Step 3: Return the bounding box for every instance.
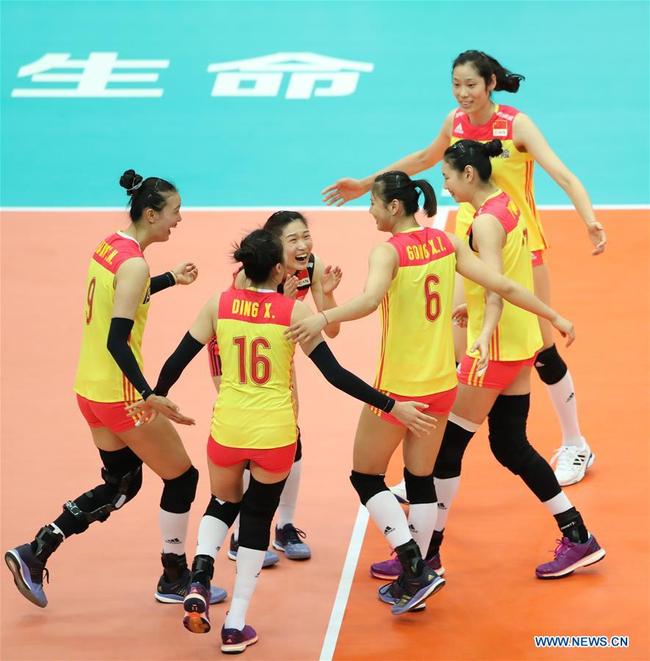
[514,113,606,255]
[451,235,575,345]
[149,262,198,295]
[286,243,396,344]
[310,255,342,338]
[321,111,454,206]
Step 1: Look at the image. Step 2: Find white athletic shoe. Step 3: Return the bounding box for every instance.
[389,479,409,504]
[551,440,595,486]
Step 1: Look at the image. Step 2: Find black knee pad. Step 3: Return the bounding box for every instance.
[488,395,535,473]
[204,496,240,528]
[534,344,567,385]
[160,465,199,514]
[349,471,388,506]
[238,475,286,551]
[294,427,302,462]
[62,447,143,533]
[434,421,475,479]
[403,469,435,504]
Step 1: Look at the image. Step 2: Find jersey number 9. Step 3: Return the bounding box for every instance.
[233,336,272,385]
[85,277,96,324]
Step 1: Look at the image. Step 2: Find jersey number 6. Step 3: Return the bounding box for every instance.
[233,336,272,385]
[424,274,441,322]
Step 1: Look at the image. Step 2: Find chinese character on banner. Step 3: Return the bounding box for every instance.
[207,52,374,100]
[12,52,169,98]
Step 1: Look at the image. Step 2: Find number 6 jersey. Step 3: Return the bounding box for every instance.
[213,288,297,449]
[375,227,458,397]
[74,232,150,402]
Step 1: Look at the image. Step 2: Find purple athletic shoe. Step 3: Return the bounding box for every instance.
[535,536,605,579]
[378,580,426,611]
[183,582,211,634]
[221,624,258,654]
[5,544,49,608]
[370,552,444,580]
[390,568,445,615]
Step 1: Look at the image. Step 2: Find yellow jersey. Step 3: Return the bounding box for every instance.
[74,232,150,402]
[375,227,458,396]
[464,191,543,361]
[450,104,548,252]
[212,288,297,449]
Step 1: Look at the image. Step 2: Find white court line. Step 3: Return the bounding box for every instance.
[1,204,649,212]
[319,505,369,661]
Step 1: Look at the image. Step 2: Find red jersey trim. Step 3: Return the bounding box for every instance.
[92,233,143,274]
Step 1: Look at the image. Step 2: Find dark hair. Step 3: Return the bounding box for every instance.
[233,229,284,284]
[452,50,525,93]
[443,139,504,182]
[119,169,177,222]
[263,210,308,238]
[372,171,437,218]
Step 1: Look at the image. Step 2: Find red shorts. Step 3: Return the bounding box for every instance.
[76,394,137,433]
[371,387,458,427]
[458,354,535,390]
[531,249,545,268]
[207,437,296,473]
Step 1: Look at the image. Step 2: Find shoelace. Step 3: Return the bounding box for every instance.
[282,525,307,545]
[551,446,586,471]
[551,537,575,559]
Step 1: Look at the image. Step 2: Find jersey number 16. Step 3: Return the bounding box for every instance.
[233,336,272,385]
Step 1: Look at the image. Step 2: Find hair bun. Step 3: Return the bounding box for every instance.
[483,139,504,158]
[119,169,144,195]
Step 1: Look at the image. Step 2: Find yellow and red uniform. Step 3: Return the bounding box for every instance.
[371,227,458,424]
[210,288,297,454]
[450,104,547,256]
[460,191,543,389]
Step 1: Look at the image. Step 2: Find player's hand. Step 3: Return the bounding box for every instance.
[283,275,299,299]
[469,334,490,375]
[321,265,343,295]
[321,179,367,206]
[586,221,606,256]
[172,262,199,285]
[551,315,575,347]
[126,395,195,426]
[286,314,326,343]
[391,401,437,437]
[452,303,468,328]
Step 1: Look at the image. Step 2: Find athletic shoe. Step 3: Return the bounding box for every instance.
[155,568,227,604]
[370,552,444,580]
[221,624,258,654]
[390,568,446,615]
[535,535,605,579]
[273,524,311,560]
[5,544,49,608]
[389,479,409,504]
[378,580,426,611]
[183,582,211,634]
[550,441,595,486]
[227,535,279,568]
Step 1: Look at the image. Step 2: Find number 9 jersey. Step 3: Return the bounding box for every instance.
[74,232,150,402]
[212,288,298,449]
[375,228,458,397]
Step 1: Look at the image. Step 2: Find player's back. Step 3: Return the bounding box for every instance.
[212,288,297,448]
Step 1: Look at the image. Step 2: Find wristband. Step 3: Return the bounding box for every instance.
[320,310,329,325]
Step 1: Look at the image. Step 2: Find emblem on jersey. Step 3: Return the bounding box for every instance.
[296,275,311,288]
[454,122,464,135]
[492,119,508,137]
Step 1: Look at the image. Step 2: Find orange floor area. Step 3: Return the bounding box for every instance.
[1,209,648,660]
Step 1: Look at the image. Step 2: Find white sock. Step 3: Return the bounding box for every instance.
[545,371,583,446]
[408,502,437,557]
[433,476,461,531]
[159,510,190,554]
[276,460,301,527]
[365,490,412,549]
[195,514,230,558]
[231,470,251,542]
[542,491,573,516]
[224,547,265,630]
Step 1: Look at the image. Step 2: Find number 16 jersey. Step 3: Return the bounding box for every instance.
[375,227,458,397]
[212,288,297,449]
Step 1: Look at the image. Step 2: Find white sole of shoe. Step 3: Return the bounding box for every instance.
[221,634,258,653]
[537,547,606,579]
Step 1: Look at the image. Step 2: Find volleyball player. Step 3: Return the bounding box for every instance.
[4,170,226,609]
[129,228,433,650]
[321,50,606,486]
